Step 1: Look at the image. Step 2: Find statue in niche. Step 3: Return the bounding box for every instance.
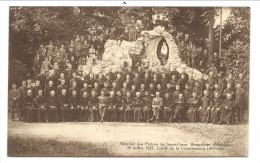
[157,37,169,65]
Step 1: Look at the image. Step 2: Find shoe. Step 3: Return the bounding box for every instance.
[125,121,127,123]
[205,122,208,124]
[156,120,158,124]
[146,120,149,123]
[178,121,181,124]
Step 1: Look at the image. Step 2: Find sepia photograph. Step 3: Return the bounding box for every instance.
[7,5,250,157]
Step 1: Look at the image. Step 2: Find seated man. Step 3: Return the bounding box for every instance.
[69,90,79,122]
[211,92,223,124]
[98,91,107,122]
[58,89,69,122]
[163,92,173,123]
[116,91,124,122]
[88,90,98,122]
[150,92,163,124]
[79,91,89,122]
[47,90,59,122]
[173,94,185,123]
[197,90,212,123]
[132,92,143,123]
[187,92,199,123]
[123,91,133,122]
[34,89,47,123]
[23,90,36,123]
[106,91,117,122]
[142,91,152,123]
[219,93,235,125]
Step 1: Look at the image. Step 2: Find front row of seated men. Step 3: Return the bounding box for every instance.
[21,85,236,125]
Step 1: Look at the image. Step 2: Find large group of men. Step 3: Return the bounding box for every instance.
[8,18,249,125]
[9,43,248,125]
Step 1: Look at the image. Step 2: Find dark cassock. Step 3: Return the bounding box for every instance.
[211,97,223,123]
[58,94,70,122]
[106,95,117,122]
[79,95,89,122]
[163,95,173,123]
[173,98,185,123]
[34,94,47,122]
[198,95,212,123]
[69,95,79,122]
[132,96,143,122]
[220,98,235,124]
[46,95,59,122]
[142,95,152,122]
[187,97,199,123]
[115,95,124,122]
[88,94,99,122]
[123,96,133,122]
[235,88,247,122]
[23,94,37,122]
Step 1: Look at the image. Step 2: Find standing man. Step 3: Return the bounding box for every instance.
[8,83,20,121]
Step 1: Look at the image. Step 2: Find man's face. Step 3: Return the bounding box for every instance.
[72,91,77,96]
[227,84,231,89]
[38,90,43,96]
[179,94,183,99]
[62,90,66,95]
[112,83,116,88]
[27,90,32,96]
[50,91,55,97]
[49,81,53,86]
[127,92,131,97]
[239,74,243,79]
[83,92,88,97]
[12,85,16,89]
[227,94,232,99]
[176,86,180,90]
[22,81,26,87]
[165,93,169,98]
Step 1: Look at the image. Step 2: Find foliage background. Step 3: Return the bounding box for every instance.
[9,7,250,87]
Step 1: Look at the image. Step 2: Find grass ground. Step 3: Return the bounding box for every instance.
[8,120,248,157]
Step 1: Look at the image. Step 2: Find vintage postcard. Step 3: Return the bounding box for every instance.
[7,5,249,157]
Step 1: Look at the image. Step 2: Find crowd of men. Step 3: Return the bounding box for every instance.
[9,44,249,124]
[8,17,248,125]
